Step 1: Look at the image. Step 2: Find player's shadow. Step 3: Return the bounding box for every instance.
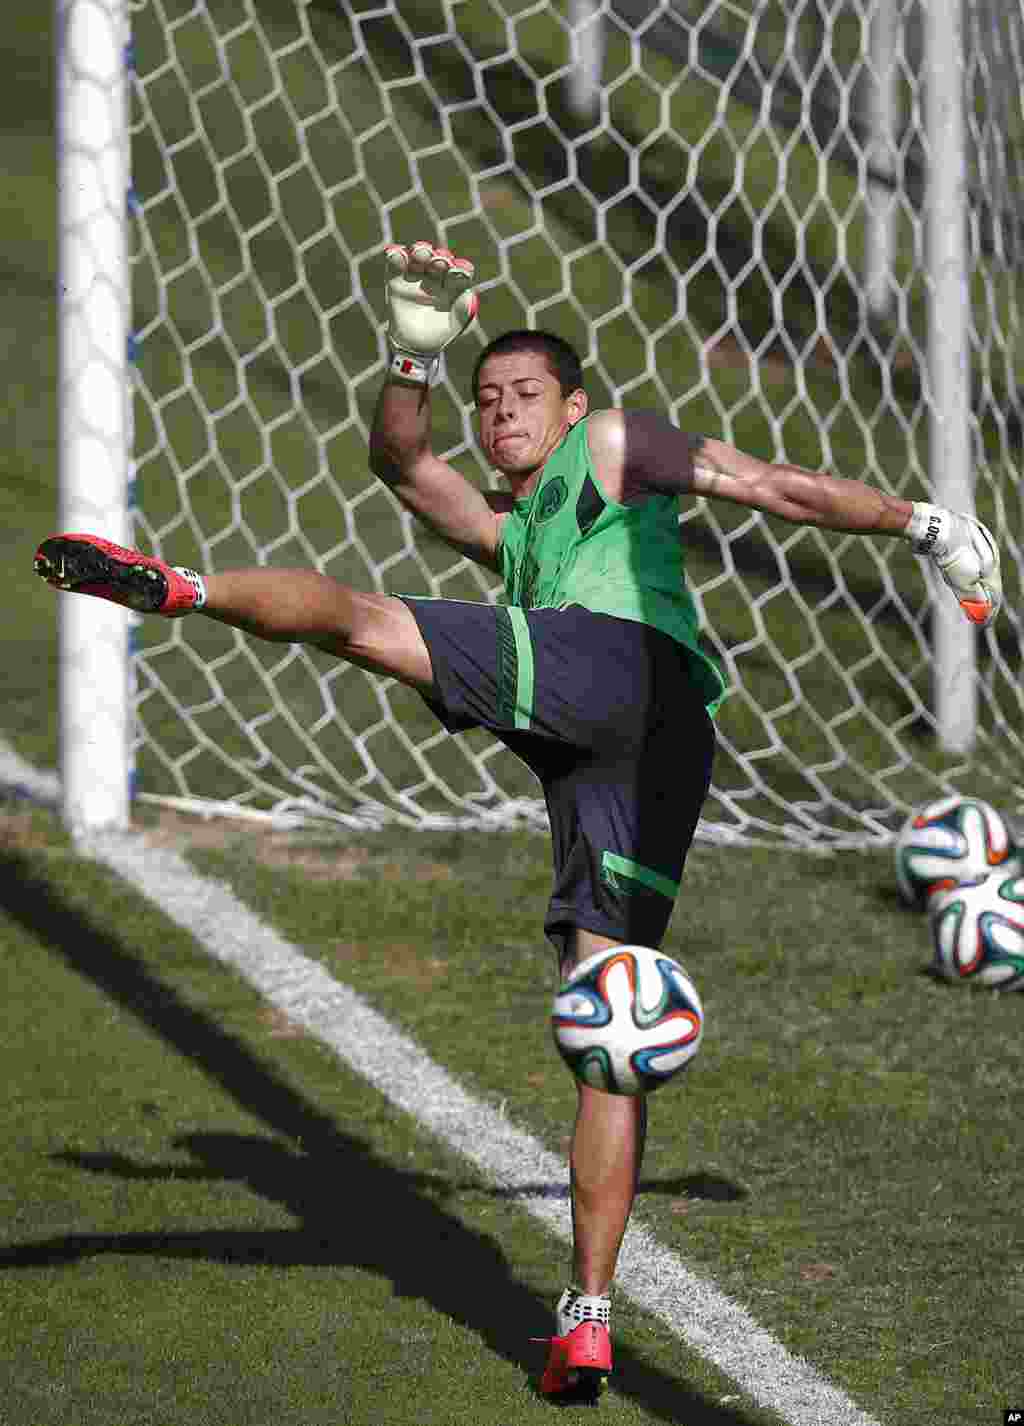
[484,1171,747,1205]
[0,846,755,1426]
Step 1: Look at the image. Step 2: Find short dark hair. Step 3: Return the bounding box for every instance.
[472,329,584,403]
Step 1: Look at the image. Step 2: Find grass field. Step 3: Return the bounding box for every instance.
[3,799,1023,1425]
[2,4,1023,1424]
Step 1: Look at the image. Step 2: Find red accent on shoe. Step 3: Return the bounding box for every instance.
[538,1335,572,1396]
[34,534,200,616]
[565,1321,612,1373]
[536,1322,612,1395]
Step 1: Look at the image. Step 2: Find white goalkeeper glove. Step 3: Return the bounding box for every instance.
[906,502,1002,629]
[384,240,479,385]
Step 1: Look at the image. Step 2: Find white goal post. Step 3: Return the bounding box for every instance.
[57,0,133,831]
[56,0,1023,842]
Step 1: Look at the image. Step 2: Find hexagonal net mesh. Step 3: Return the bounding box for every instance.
[127,0,1023,843]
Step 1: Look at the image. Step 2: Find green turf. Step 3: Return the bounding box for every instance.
[5,799,1020,1423]
[2,801,789,1426]
[175,813,1024,1426]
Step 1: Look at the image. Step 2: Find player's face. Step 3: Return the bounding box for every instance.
[475,351,586,486]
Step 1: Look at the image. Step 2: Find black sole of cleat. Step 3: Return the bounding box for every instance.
[542,1369,607,1406]
[545,1374,606,1407]
[35,539,169,613]
[576,1369,608,1394]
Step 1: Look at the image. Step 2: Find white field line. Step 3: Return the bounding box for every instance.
[0,739,60,806]
[0,743,882,1426]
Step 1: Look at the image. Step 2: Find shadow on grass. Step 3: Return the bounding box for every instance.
[49,1152,748,1211]
[0,847,758,1426]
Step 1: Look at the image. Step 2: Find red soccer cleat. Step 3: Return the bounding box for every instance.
[537,1320,612,1398]
[34,534,204,616]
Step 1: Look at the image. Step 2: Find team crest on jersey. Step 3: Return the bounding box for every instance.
[536,475,567,522]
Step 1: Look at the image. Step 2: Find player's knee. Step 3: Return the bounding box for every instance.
[342,594,435,691]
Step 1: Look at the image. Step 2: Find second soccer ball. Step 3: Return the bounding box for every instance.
[929,871,1024,989]
[894,794,1020,910]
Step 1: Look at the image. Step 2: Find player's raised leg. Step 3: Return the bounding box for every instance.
[199,569,434,690]
[34,533,435,692]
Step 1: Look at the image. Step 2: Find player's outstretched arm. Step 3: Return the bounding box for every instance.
[369,240,506,572]
[685,434,1002,629]
[589,410,1002,630]
[687,434,912,533]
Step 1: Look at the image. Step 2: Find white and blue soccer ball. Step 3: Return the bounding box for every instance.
[551,944,703,1096]
[929,871,1024,989]
[894,794,1021,910]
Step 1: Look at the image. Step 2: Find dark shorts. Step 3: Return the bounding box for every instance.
[400,599,715,957]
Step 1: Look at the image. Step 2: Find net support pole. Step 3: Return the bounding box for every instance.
[923,0,976,753]
[568,0,604,121]
[865,0,899,318]
[56,0,133,831]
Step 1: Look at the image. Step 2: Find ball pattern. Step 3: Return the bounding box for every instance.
[929,872,1024,989]
[551,945,703,1095]
[894,795,1020,910]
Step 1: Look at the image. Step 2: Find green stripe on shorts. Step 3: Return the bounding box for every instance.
[601,851,679,901]
[496,606,535,730]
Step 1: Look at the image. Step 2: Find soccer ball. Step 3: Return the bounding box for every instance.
[551,944,703,1096]
[894,795,1020,910]
[929,871,1024,989]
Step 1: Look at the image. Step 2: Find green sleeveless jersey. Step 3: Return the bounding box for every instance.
[497,418,726,715]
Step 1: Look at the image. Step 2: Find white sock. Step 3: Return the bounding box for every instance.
[172,566,207,610]
[556,1287,611,1337]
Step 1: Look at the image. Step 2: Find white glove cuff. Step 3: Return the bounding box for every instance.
[389,349,437,385]
[906,502,953,559]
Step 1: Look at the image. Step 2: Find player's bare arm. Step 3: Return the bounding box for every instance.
[685,434,1001,624]
[368,241,507,572]
[586,407,907,529]
[587,407,1001,628]
[687,434,914,534]
[370,378,508,573]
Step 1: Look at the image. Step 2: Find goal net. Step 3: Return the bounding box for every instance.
[122,0,1022,844]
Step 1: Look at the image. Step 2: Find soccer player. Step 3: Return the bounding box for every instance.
[35,239,1001,1398]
